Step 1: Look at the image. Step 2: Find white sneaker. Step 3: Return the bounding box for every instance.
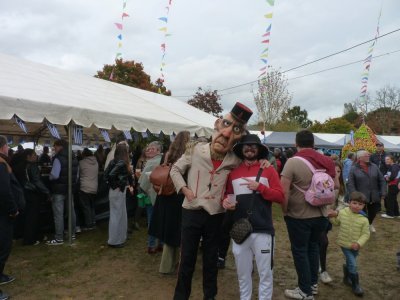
[311,284,318,295]
[284,287,314,300]
[369,224,376,233]
[381,214,394,219]
[320,271,333,283]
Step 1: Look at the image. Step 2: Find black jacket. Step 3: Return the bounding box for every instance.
[0,158,18,216]
[51,149,79,195]
[104,159,133,191]
[370,151,388,175]
[26,163,50,194]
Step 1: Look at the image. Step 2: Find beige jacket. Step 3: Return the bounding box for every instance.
[170,142,241,215]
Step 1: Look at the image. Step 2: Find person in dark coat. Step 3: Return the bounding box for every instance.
[38,146,51,166]
[0,135,19,299]
[382,155,400,218]
[348,150,386,233]
[47,139,79,245]
[370,142,388,175]
[149,131,190,274]
[21,149,50,245]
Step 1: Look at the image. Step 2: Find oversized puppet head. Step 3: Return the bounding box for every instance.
[211,102,253,156]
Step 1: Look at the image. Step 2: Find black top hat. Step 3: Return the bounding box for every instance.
[230,102,253,124]
[233,134,269,160]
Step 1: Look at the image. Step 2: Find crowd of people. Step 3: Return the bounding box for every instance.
[1,102,399,300]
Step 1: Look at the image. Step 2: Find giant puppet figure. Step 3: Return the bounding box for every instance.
[170,102,253,300]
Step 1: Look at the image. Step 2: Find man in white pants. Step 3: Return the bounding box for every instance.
[223,134,284,300]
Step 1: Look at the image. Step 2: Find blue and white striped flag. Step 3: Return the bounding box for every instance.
[6,136,13,145]
[100,129,111,142]
[350,130,355,146]
[14,115,27,133]
[141,131,148,138]
[123,130,132,140]
[46,122,61,139]
[73,125,83,145]
[170,134,175,142]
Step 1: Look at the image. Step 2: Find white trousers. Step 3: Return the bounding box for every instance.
[232,233,274,300]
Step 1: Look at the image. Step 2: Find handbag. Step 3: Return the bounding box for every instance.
[150,164,175,196]
[149,152,175,196]
[230,167,264,244]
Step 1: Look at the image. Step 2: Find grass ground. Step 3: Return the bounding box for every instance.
[4,205,400,300]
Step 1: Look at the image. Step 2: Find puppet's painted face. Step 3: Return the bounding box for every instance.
[211,113,245,155]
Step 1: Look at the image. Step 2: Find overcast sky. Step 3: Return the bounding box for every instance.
[1,0,399,124]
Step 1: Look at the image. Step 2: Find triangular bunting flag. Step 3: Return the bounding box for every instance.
[264,13,273,18]
[261,59,268,64]
[123,130,132,140]
[266,24,272,32]
[74,125,83,145]
[266,0,275,6]
[100,129,111,142]
[114,23,123,30]
[46,121,61,139]
[262,32,271,37]
[122,12,129,18]
[117,34,122,40]
[14,115,28,133]
[159,27,167,32]
[158,17,168,23]
[262,39,270,44]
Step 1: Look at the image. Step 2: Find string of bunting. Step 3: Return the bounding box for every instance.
[157,0,173,93]
[110,0,130,80]
[259,0,276,78]
[358,5,382,114]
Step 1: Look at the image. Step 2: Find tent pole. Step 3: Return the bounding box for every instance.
[67,122,73,245]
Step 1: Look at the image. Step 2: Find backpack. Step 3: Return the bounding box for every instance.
[292,156,335,206]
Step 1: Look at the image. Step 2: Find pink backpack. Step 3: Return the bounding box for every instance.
[292,156,335,206]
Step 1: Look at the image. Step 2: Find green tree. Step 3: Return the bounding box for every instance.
[187,87,223,117]
[95,59,171,95]
[281,106,312,128]
[310,117,355,133]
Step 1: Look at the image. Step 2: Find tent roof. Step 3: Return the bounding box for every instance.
[0,53,215,137]
[262,131,339,148]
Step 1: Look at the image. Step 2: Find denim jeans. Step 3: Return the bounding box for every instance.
[341,247,359,274]
[285,216,329,296]
[52,194,76,241]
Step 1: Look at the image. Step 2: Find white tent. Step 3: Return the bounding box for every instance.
[0,52,215,138]
[0,53,216,244]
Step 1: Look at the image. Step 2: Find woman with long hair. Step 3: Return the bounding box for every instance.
[149,131,191,274]
[21,149,50,245]
[104,143,133,247]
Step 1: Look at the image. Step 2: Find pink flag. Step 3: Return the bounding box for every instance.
[114,23,123,30]
[262,39,270,44]
[262,32,270,37]
[122,13,129,18]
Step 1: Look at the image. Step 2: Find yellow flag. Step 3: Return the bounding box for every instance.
[261,53,269,58]
[118,42,122,48]
[264,13,273,18]
[159,27,167,32]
